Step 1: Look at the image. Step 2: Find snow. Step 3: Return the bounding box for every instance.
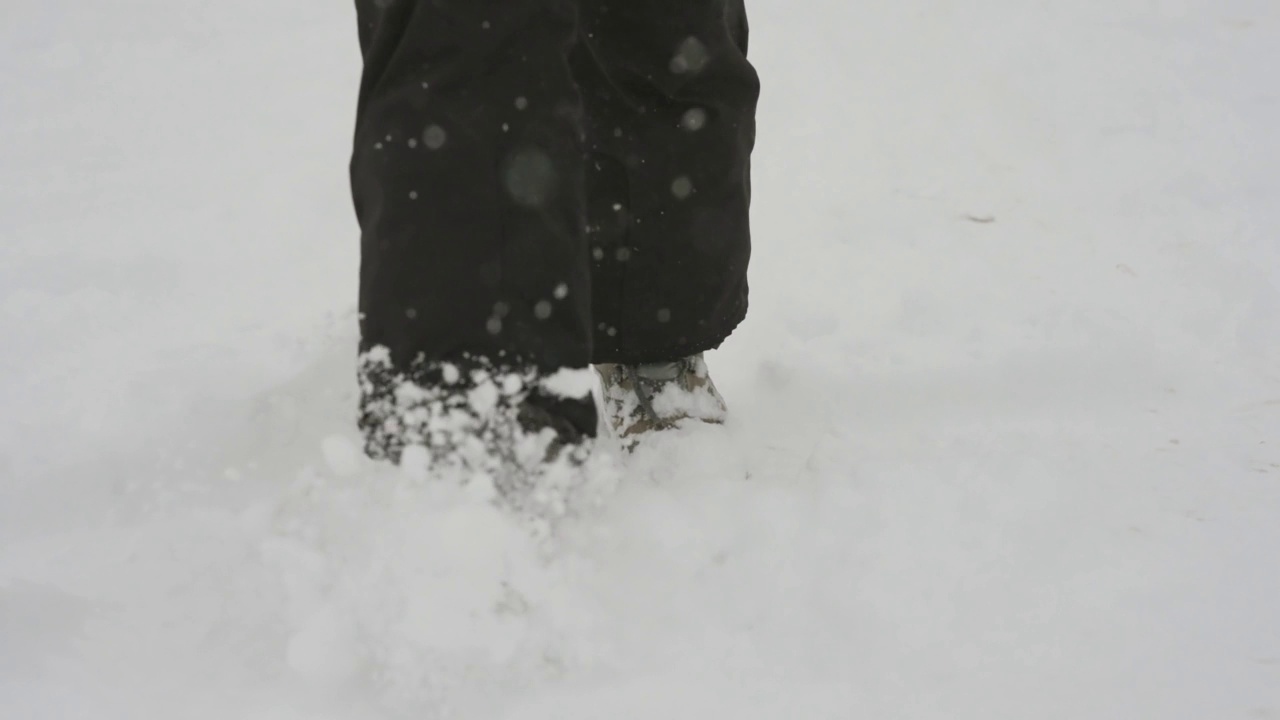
[3,1,1279,718]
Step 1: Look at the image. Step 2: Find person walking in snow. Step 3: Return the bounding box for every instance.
[350,0,760,468]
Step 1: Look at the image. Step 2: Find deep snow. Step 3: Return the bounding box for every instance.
[3,1,1279,718]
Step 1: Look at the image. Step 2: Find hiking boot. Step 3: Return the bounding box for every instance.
[357,349,596,474]
[515,377,598,462]
[594,353,728,439]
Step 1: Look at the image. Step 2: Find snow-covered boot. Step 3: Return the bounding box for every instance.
[594,353,728,440]
[357,350,597,477]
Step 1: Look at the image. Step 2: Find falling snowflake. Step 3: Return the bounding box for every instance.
[502,148,557,208]
[669,37,710,75]
[422,125,447,150]
[680,108,708,131]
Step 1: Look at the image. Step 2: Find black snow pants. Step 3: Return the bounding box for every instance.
[350,0,759,453]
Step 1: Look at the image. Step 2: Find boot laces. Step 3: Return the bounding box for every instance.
[624,358,693,429]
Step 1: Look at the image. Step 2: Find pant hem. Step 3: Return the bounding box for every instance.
[589,304,748,366]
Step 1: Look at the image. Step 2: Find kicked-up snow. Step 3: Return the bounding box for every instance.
[2,1,1279,718]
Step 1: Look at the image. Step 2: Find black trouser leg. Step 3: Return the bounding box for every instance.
[350,1,758,459]
[573,0,759,364]
[352,0,592,375]
[351,0,596,461]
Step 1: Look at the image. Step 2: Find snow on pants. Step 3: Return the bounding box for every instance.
[351,0,759,379]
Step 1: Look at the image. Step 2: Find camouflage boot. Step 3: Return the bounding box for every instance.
[594,353,728,440]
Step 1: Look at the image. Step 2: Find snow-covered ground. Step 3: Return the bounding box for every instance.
[3,1,1279,718]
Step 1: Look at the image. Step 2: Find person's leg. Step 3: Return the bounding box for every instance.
[570,0,759,438]
[572,0,759,365]
[351,0,596,462]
